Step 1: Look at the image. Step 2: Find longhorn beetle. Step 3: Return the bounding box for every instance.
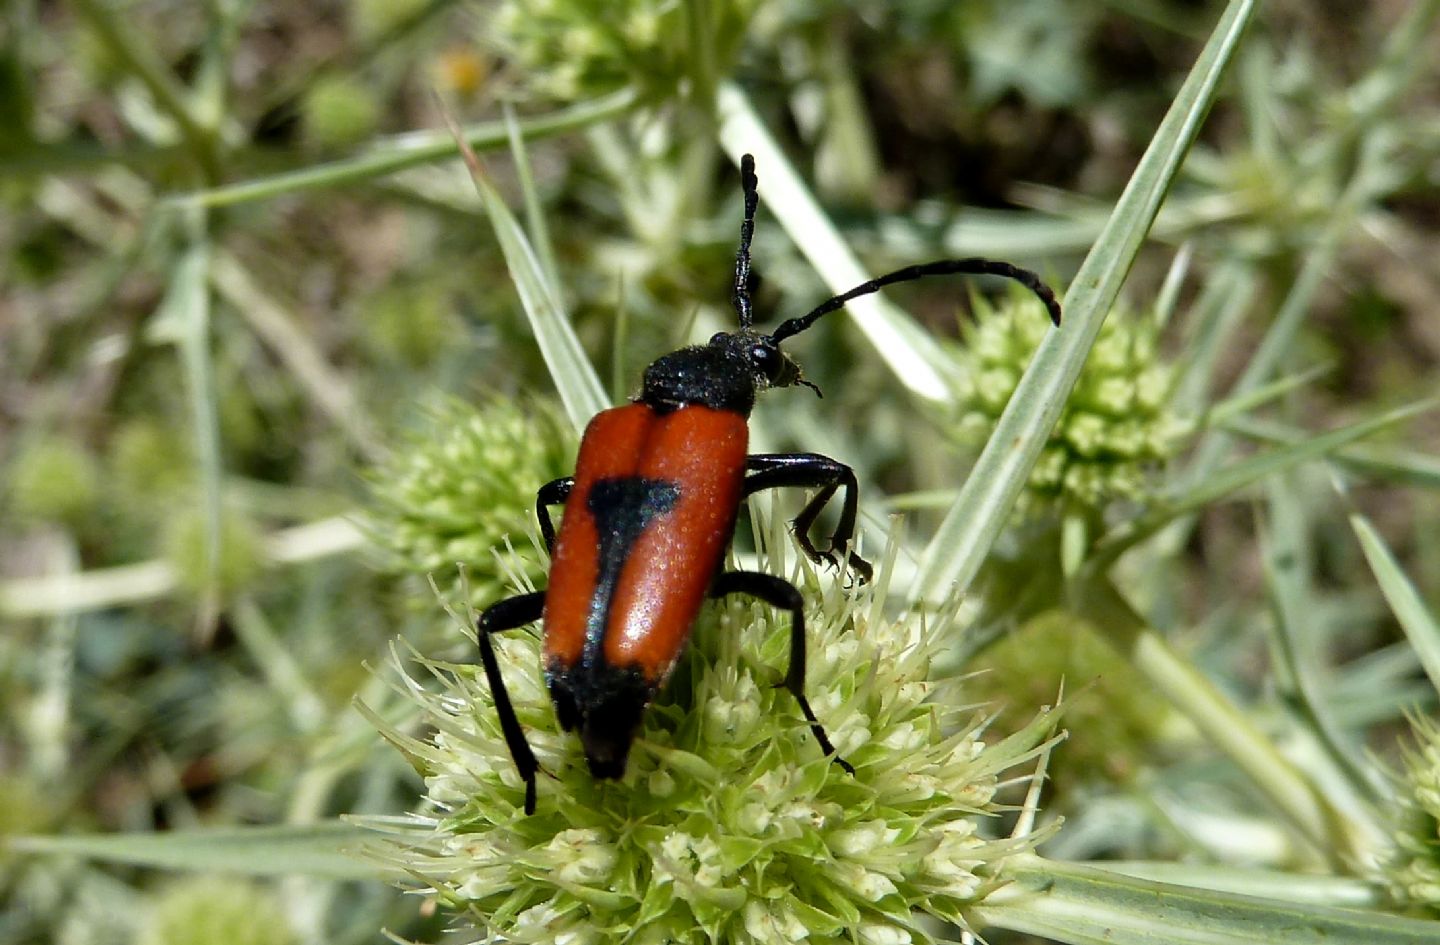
[476,154,1062,814]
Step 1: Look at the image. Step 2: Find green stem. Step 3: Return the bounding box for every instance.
[1075,576,1372,867]
[68,0,222,179]
[974,854,1430,945]
[176,88,639,209]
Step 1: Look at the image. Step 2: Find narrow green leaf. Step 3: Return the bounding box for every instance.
[1075,575,1367,861]
[916,0,1259,601]
[453,138,608,430]
[175,88,638,210]
[1261,481,1391,810]
[1226,415,1440,488]
[149,221,223,597]
[1093,397,1437,564]
[1206,362,1334,427]
[7,823,379,879]
[504,103,561,289]
[974,856,1436,945]
[1349,507,1440,696]
[1092,861,1382,908]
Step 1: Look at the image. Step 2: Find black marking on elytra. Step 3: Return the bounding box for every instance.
[546,661,652,778]
[583,477,681,660]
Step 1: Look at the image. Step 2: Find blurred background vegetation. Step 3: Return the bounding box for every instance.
[1,1,1438,943]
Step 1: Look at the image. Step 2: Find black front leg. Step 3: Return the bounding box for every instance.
[535,477,574,553]
[744,454,873,583]
[476,590,547,814]
[710,570,854,774]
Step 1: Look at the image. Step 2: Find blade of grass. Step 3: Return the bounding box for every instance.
[1343,491,1440,695]
[1168,259,1257,417]
[1152,242,1193,330]
[503,103,561,289]
[974,855,1431,945]
[444,113,608,430]
[1226,415,1440,488]
[7,823,376,879]
[716,82,957,403]
[1075,576,1372,864]
[147,216,222,616]
[175,88,638,210]
[916,0,1259,601]
[1092,861,1382,908]
[1092,396,1437,566]
[1205,362,1334,427]
[0,516,364,618]
[1260,479,1390,812]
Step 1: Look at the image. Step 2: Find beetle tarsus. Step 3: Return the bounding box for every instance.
[744,453,873,584]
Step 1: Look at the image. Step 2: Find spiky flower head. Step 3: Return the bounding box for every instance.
[951,290,1190,518]
[366,396,574,605]
[163,504,265,599]
[137,876,298,945]
[1385,714,1440,912]
[8,435,100,527]
[362,514,1060,944]
[487,0,757,102]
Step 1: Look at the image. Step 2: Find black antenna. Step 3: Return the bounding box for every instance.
[732,154,760,329]
[769,258,1062,343]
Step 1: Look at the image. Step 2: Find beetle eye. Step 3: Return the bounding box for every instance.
[709,331,728,346]
[751,344,779,377]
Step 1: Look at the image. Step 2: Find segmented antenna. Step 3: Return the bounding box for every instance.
[769,258,1062,343]
[732,154,760,329]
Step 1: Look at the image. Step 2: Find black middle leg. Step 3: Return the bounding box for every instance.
[535,477,573,553]
[476,590,547,814]
[710,570,854,773]
[744,453,873,583]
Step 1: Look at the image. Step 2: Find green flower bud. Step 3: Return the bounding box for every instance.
[486,0,756,102]
[303,75,380,150]
[8,436,100,527]
[163,505,265,598]
[1386,715,1440,913]
[951,290,1192,516]
[137,877,297,945]
[365,397,574,604]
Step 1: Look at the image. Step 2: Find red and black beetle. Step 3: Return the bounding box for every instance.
[476,154,1062,813]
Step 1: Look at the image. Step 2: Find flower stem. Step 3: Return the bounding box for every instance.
[1074,575,1376,868]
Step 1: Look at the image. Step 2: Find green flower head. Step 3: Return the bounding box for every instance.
[137,876,297,945]
[366,396,574,604]
[364,516,1059,944]
[1386,714,1440,912]
[951,289,1190,517]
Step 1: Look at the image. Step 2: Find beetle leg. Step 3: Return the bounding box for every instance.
[743,454,873,583]
[535,477,574,554]
[710,571,855,774]
[476,590,547,814]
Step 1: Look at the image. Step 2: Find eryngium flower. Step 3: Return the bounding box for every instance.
[1386,714,1440,912]
[366,396,574,604]
[363,522,1060,944]
[951,290,1190,516]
